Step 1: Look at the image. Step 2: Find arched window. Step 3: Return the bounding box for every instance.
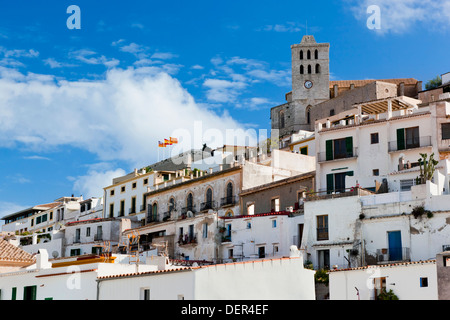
[300,50,304,60]
[306,105,312,124]
[187,193,193,211]
[308,65,312,74]
[227,182,233,199]
[151,203,158,221]
[279,110,285,129]
[300,65,304,74]
[315,49,318,59]
[315,64,320,74]
[206,187,213,204]
[307,50,311,59]
[168,197,175,213]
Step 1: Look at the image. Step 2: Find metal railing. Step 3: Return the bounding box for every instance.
[305,187,374,201]
[200,200,217,211]
[388,136,431,152]
[376,247,410,263]
[181,205,196,215]
[221,195,238,207]
[317,147,358,162]
[94,233,103,241]
[316,227,329,241]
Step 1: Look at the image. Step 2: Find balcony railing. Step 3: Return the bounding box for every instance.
[94,234,103,241]
[221,195,238,207]
[140,204,146,212]
[376,247,410,263]
[317,148,358,162]
[388,136,432,152]
[316,227,329,241]
[178,234,197,245]
[200,201,217,211]
[305,187,374,201]
[73,237,81,244]
[181,205,196,215]
[129,207,136,215]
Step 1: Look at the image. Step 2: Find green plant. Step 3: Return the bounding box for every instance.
[417,153,439,184]
[425,75,442,90]
[304,260,313,269]
[314,269,329,286]
[377,289,399,300]
[411,205,433,219]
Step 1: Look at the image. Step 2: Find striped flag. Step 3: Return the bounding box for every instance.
[170,137,178,144]
[164,139,172,145]
[158,141,165,147]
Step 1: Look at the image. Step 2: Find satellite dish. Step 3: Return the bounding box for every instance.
[187,211,193,218]
[52,251,59,258]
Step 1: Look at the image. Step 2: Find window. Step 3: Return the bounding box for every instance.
[300,146,308,155]
[316,215,329,241]
[400,179,414,191]
[314,49,318,59]
[75,228,81,242]
[373,169,380,176]
[121,186,125,193]
[329,109,335,116]
[110,189,115,196]
[86,227,91,237]
[271,197,280,212]
[442,123,450,140]
[202,223,208,238]
[141,288,150,300]
[187,193,193,211]
[279,110,285,129]
[306,106,312,124]
[420,277,428,287]
[258,246,265,258]
[300,50,304,60]
[151,203,158,221]
[247,222,252,229]
[307,64,312,74]
[109,203,114,218]
[49,211,53,220]
[228,249,233,259]
[300,65,304,74]
[143,178,148,185]
[131,197,136,214]
[272,219,277,228]
[96,226,103,241]
[371,132,379,144]
[397,126,419,150]
[132,182,137,189]
[315,64,320,74]
[41,214,47,223]
[307,50,311,59]
[120,200,125,216]
[70,248,81,256]
[325,136,354,161]
[12,287,17,300]
[36,216,41,224]
[247,203,255,215]
[373,277,386,300]
[169,197,175,213]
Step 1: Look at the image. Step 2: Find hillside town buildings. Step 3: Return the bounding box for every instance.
[1,35,449,301]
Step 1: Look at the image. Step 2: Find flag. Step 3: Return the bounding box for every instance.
[158,141,165,147]
[164,139,172,145]
[170,137,178,144]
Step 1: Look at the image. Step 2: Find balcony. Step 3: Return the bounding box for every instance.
[178,234,197,246]
[317,148,358,163]
[376,247,410,263]
[73,236,81,244]
[181,205,196,216]
[94,233,103,241]
[388,136,432,152]
[200,201,217,212]
[221,195,238,207]
[305,187,374,202]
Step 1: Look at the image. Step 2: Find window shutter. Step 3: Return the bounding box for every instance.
[345,136,353,157]
[346,171,354,177]
[397,128,405,150]
[12,287,17,300]
[326,174,334,194]
[325,140,333,160]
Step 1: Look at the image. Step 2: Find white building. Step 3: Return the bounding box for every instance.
[328,260,437,300]
[314,96,450,194]
[0,248,315,300]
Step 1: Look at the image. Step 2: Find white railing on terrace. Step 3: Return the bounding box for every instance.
[360,191,412,206]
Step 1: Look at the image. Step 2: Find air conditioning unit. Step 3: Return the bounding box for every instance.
[443,245,450,251]
[286,206,294,212]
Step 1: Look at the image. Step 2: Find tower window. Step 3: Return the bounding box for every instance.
[306,106,312,124]
[279,111,285,129]
[315,49,318,59]
[308,65,312,74]
[307,50,311,59]
[300,50,303,60]
[300,65,304,74]
[316,64,320,74]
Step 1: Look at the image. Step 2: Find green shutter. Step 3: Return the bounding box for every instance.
[326,174,334,194]
[397,128,405,150]
[345,137,353,157]
[346,171,354,177]
[12,287,16,300]
[326,140,333,161]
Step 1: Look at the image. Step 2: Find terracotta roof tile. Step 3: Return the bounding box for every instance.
[0,239,35,265]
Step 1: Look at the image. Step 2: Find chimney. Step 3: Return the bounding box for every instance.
[333,84,339,98]
[36,249,52,270]
[399,82,405,96]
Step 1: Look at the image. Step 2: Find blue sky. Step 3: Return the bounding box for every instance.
[0,0,449,220]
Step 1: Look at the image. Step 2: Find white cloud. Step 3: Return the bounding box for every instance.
[203,78,248,103]
[348,0,450,34]
[257,22,305,33]
[70,49,120,68]
[0,65,247,167]
[44,58,76,69]
[23,155,51,161]
[72,164,126,199]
